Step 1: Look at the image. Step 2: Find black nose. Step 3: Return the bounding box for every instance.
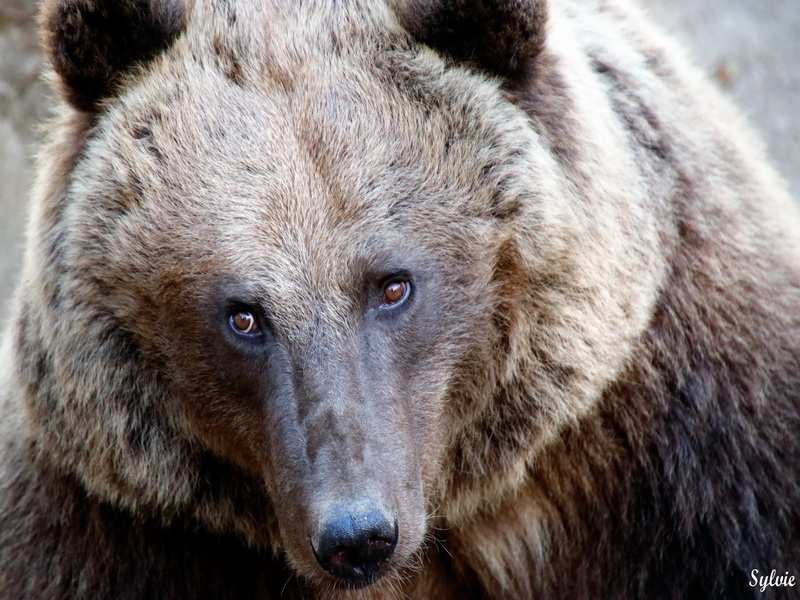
[311,499,398,586]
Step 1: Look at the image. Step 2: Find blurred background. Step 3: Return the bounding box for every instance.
[1,0,799,323]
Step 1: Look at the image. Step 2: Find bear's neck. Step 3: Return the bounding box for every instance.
[445,270,800,598]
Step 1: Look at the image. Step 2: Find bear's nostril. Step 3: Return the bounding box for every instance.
[369,535,391,551]
[311,499,397,587]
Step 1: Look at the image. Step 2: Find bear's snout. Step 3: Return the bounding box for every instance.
[310,499,398,586]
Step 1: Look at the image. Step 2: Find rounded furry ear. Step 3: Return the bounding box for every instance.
[39,0,187,112]
[398,0,548,77]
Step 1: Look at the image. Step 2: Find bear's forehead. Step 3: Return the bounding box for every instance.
[103,66,459,235]
[93,18,521,229]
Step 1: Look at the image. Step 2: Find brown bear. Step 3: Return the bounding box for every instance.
[1,0,799,598]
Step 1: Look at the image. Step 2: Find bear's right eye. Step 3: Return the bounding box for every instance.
[230,310,261,335]
[380,279,411,309]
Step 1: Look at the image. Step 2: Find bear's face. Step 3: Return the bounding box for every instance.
[43,2,557,584]
[29,0,663,590]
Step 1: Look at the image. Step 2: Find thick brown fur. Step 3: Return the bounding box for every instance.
[1,0,799,598]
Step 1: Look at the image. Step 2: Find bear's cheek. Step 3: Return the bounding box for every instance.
[159,324,274,474]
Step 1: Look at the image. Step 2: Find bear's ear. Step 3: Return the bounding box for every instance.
[398,0,548,78]
[39,0,187,112]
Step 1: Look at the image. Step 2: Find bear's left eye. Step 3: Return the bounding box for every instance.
[230,310,261,335]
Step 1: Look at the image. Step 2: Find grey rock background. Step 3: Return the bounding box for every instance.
[1,0,799,322]
[643,0,800,198]
[1,0,49,324]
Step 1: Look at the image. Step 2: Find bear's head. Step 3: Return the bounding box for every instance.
[17,0,665,590]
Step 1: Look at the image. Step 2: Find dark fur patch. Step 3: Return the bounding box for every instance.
[212,36,245,87]
[514,48,583,168]
[192,450,276,535]
[591,55,671,163]
[490,237,524,356]
[15,308,49,392]
[132,125,164,162]
[399,0,548,79]
[213,0,237,27]
[41,0,187,111]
